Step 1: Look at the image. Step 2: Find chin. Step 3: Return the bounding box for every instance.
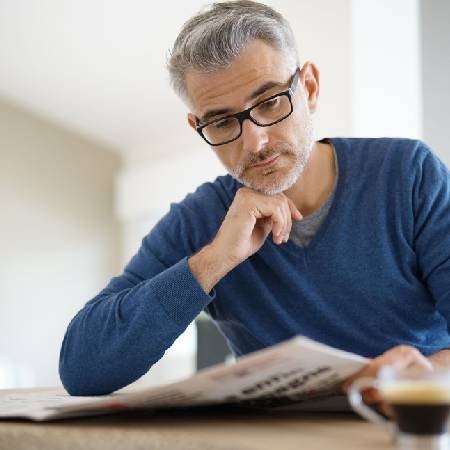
[240,167,300,196]
[228,149,309,195]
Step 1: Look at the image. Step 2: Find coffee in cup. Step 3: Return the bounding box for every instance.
[348,366,450,450]
[380,381,450,435]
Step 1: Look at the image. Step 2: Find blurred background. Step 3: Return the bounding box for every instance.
[0,0,449,390]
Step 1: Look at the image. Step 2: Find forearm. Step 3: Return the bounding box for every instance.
[60,290,172,396]
[427,349,450,369]
[60,258,213,396]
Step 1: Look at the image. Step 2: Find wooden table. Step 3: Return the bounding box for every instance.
[0,404,392,450]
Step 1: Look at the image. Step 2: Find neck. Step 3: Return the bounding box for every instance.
[284,140,336,217]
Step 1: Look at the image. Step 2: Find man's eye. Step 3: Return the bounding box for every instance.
[213,118,235,129]
[259,97,280,110]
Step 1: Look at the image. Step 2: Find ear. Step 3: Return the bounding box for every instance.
[299,62,320,114]
[187,113,197,130]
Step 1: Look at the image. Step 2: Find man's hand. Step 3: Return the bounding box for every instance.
[427,349,450,369]
[188,187,302,293]
[343,345,434,416]
[213,187,303,263]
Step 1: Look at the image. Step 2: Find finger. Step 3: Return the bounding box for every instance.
[278,198,292,243]
[342,359,379,393]
[378,402,393,419]
[343,346,433,393]
[362,388,382,405]
[249,198,285,241]
[250,194,290,244]
[388,347,434,372]
[281,199,292,242]
[286,197,303,221]
[269,201,286,244]
[275,194,295,242]
[260,217,273,237]
[254,216,273,233]
[369,346,433,374]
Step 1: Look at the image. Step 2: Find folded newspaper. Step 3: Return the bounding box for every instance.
[0,336,368,421]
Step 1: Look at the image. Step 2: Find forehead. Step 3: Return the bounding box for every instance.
[185,40,292,117]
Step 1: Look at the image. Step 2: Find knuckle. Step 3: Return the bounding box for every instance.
[269,198,281,212]
[397,345,420,358]
[394,345,409,353]
[276,199,287,212]
[399,345,413,353]
[279,195,288,206]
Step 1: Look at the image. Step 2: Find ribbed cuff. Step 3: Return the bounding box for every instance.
[150,257,216,326]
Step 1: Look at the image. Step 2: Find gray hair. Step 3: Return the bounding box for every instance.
[167,0,300,102]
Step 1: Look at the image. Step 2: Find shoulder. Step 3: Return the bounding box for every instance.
[177,174,240,215]
[331,136,426,157]
[330,137,441,175]
[147,174,240,255]
[362,138,450,185]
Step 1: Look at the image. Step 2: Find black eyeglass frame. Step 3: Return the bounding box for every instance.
[195,68,300,146]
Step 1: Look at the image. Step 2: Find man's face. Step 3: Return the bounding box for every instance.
[186,40,318,195]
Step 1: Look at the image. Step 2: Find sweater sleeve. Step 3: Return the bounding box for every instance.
[59,202,216,396]
[412,143,450,327]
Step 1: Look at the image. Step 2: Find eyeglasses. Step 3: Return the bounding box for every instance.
[195,69,300,147]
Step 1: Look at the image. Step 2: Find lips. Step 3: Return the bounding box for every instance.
[252,154,280,169]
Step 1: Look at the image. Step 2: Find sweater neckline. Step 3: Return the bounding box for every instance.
[265,137,346,259]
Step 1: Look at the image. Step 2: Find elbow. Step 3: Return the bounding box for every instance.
[58,336,151,396]
[59,355,114,397]
[59,333,115,396]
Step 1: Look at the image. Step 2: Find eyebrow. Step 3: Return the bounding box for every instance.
[246,80,284,102]
[199,80,285,124]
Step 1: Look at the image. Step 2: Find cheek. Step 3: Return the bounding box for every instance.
[215,147,237,169]
[219,137,257,168]
[267,120,297,145]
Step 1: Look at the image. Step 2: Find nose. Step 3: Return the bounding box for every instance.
[241,118,269,155]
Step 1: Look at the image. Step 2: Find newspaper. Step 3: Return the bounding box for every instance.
[0,336,368,421]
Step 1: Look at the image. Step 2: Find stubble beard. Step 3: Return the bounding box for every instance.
[226,116,315,196]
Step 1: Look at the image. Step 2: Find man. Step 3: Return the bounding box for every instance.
[59,1,450,401]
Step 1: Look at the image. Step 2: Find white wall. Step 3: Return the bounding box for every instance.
[0,100,121,388]
[351,0,422,138]
[270,0,352,140]
[421,0,450,164]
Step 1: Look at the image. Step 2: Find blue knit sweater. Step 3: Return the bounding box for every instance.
[59,137,450,396]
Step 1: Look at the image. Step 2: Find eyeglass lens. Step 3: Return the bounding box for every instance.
[202,94,292,145]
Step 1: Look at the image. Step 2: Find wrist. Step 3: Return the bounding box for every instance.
[188,242,237,294]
